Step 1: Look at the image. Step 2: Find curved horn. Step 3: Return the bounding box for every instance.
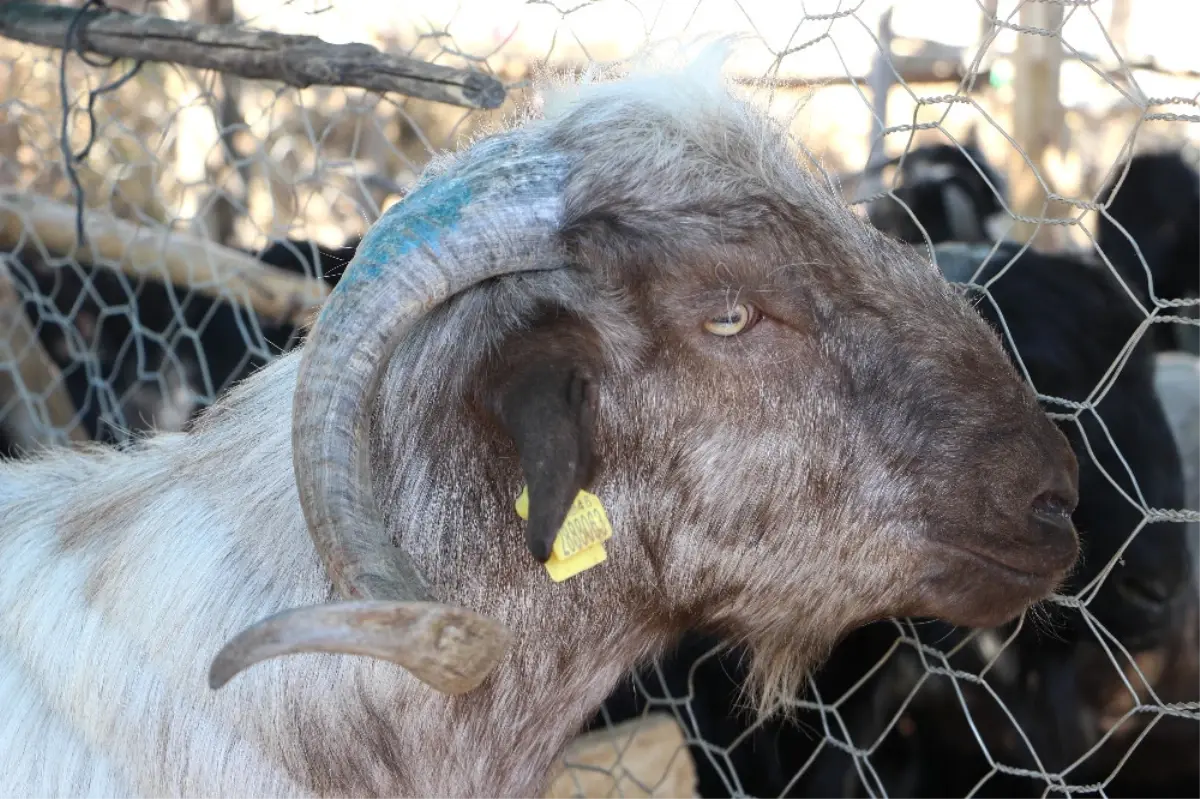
[209,601,512,694]
[209,134,571,694]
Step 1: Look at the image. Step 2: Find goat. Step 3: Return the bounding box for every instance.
[1008,353,1198,799]
[591,235,1193,797]
[934,240,1190,646]
[172,235,360,413]
[864,135,1009,247]
[1095,150,1200,355]
[0,244,202,450]
[588,622,918,798]
[0,49,1081,797]
[256,235,359,288]
[813,601,1197,798]
[811,244,1196,798]
[0,235,359,458]
[1069,580,1198,796]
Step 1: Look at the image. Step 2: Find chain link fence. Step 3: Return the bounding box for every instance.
[0,0,1197,796]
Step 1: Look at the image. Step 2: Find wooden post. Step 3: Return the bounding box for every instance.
[0,263,89,452]
[1109,0,1132,55]
[200,0,249,248]
[978,0,999,42]
[1009,0,1065,246]
[974,0,999,75]
[0,2,506,110]
[543,714,698,799]
[863,6,896,198]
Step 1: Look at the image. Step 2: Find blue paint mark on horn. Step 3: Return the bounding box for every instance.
[312,175,475,326]
[312,133,542,327]
[341,176,475,287]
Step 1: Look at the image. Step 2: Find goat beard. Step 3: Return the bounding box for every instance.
[739,626,836,722]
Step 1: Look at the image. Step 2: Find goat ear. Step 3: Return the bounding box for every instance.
[492,357,598,563]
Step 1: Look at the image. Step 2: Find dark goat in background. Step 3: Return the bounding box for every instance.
[864,136,1009,246]
[589,239,1194,798]
[865,144,1198,351]
[989,554,1198,799]
[0,235,358,457]
[936,241,1189,651]
[1095,150,1199,354]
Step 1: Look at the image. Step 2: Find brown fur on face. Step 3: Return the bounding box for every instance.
[360,51,1082,791]
[374,175,1079,731]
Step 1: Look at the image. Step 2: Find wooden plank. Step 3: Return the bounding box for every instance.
[0,191,329,329]
[543,714,698,799]
[862,5,896,192]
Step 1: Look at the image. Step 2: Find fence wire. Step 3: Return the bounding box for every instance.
[0,0,1197,797]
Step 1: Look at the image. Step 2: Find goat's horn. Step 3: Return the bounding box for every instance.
[210,134,571,694]
[208,601,512,694]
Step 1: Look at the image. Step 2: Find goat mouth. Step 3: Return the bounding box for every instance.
[945,542,1068,584]
[920,543,1068,629]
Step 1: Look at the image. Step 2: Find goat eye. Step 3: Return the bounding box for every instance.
[703,303,758,336]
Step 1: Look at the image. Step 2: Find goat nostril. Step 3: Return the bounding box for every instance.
[1030,491,1074,530]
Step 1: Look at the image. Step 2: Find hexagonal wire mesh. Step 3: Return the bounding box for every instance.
[0,0,1196,796]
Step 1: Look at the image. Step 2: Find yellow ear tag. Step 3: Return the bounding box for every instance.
[514,486,613,582]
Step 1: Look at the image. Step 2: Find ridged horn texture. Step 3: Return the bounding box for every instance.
[207,601,513,695]
[208,133,571,694]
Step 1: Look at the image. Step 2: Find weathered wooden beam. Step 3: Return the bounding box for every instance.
[0,1,506,110]
[0,191,329,329]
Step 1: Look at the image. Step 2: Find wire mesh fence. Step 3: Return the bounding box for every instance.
[0,0,1196,796]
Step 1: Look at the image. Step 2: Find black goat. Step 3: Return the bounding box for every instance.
[936,240,1189,649]
[865,138,1009,246]
[0,235,358,458]
[1095,150,1199,354]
